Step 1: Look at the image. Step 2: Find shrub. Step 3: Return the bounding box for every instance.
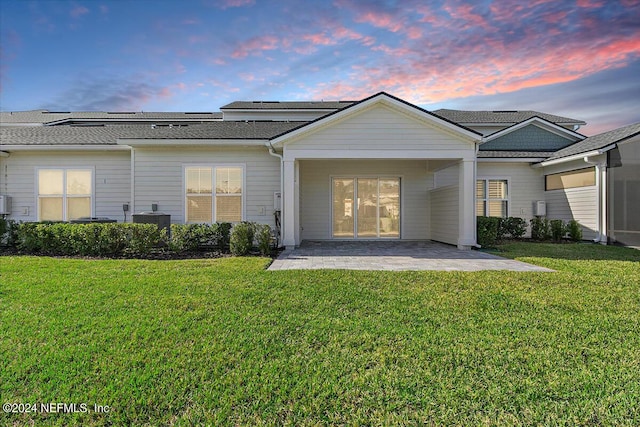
[215,222,232,251]
[255,224,273,256]
[230,222,255,256]
[169,224,204,253]
[567,220,583,241]
[0,218,18,247]
[502,217,527,239]
[124,224,166,256]
[550,219,566,242]
[530,217,552,241]
[477,216,501,248]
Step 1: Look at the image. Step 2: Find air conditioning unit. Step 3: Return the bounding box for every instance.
[0,195,11,215]
[534,200,546,216]
[274,191,282,211]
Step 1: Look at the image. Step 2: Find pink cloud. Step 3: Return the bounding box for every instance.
[305,32,640,107]
[576,0,604,7]
[231,35,279,58]
[70,5,89,18]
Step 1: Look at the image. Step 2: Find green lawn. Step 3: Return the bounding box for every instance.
[1,243,639,426]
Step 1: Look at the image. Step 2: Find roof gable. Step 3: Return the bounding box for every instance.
[545,122,640,162]
[271,92,481,146]
[480,118,584,152]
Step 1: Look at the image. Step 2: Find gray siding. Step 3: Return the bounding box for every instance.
[133,146,280,227]
[0,151,131,222]
[546,187,598,240]
[429,186,459,245]
[477,162,545,225]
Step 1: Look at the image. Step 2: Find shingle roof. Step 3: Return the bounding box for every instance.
[546,122,640,161]
[478,151,557,158]
[221,101,356,110]
[0,110,222,125]
[433,109,585,125]
[0,121,306,145]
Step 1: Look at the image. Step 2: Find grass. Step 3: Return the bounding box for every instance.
[1,242,639,426]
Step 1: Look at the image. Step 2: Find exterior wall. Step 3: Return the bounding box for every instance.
[543,159,598,240]
[429,185,459,245]
[545,187,597,240]
[433,163,459,188]
[298,160,431,240]
[285,104,475,153]
[133,146,280,227]
[0,150,131,222]
[477,162,545,223]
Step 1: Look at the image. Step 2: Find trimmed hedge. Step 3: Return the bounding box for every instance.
[169,223,232,253]
[477,216,528,248]
[230,222,255,256]
[14,222,165,256]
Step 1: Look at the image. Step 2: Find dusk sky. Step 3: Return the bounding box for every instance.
[1,0,639,134]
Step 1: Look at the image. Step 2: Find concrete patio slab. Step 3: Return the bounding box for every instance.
[268,241,553,272]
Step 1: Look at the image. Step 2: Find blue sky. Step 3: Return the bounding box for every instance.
[1,0,639,134]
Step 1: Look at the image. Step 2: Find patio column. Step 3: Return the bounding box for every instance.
[458,159,476,250]
[282,159,299,249]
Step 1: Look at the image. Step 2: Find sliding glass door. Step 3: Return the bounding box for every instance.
[332,177,400,238]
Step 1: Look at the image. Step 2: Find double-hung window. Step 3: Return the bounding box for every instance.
[185,166,243,223]
[476,179,508,217]
[38,168,93,221]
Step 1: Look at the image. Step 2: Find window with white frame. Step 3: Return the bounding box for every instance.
[476,179,508,217]
[185,166,243,223]
[38,169,92,221]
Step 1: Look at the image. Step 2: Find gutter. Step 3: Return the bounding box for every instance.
[0,144,131,151]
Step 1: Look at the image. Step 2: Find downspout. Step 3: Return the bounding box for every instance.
[266,141,284,247]
[130,147,135,221]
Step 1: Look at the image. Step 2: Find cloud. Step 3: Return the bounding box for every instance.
[231,35,279,58]
[40,76,175,111]
[217,0,255,9]
[70,5,89,18]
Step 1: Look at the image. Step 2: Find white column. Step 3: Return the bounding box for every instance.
[282,159,297,249]
[458,159,476,249]
[598,163,608,244]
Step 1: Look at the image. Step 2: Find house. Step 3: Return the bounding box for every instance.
[1,92,638,248]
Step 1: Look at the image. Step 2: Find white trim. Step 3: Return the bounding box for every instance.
[35,167,95,221]
[477,157,548,163]
[118,139,266,147]
[537,149,602,167]
[283,149,476,161]
[483,117,585,142]
[1,145,131,151]
[182,164,246,224]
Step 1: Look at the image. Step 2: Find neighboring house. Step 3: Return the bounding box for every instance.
[1,92,638,248]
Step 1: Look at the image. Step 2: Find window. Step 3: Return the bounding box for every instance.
[38,169,92,221]
[476,179,508,217]
[185,166,243,223]
[545,167,595,191]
